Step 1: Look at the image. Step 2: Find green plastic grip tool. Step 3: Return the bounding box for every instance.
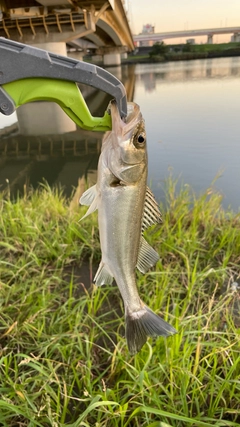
[0,37,127,131]
[2,78,112,131]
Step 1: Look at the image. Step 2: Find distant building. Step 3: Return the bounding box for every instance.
[186,38,195,45]
[141,24,155,34]
[139,24,155,47]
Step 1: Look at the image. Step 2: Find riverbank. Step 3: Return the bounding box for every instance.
[0,178,239,426]
[83,42,240,65]
[123,42,240,64]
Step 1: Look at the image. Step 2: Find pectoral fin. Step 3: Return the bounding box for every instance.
[141,187,162,233]
[79,184,99,220]
[137,236,160,273]
[94,261,114,286]
[79,184,97,206]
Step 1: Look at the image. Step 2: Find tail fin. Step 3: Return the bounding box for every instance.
[126,304,177,355]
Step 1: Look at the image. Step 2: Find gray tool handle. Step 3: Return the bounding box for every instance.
[0,37,127,119]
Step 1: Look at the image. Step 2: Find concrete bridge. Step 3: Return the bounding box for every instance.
[134,26,240,45]
[0,0,134,64]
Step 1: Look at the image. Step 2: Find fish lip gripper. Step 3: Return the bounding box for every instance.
[0,37,127,128]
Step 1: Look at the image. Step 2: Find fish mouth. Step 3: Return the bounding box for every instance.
[110,100,142,137]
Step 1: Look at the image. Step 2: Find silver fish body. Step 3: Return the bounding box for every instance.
[80,101,176,354]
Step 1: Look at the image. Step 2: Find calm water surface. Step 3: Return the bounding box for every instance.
[133,57,240,211]
[1,57,240,210]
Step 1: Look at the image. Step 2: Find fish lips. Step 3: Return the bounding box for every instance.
[110,100,142,138]
[110,100,147,165]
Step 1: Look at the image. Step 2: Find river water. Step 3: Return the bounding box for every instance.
[0,56,240,211]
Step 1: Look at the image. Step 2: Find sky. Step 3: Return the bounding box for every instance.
[128,0,240,43]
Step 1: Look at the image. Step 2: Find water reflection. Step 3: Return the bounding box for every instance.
[133,57,240,211]
[0,57,240,210]
[135,57,240,91]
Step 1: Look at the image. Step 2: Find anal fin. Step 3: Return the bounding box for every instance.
[137,236,160,273]
[94,261,114,287]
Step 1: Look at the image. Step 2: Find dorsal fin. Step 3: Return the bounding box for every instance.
[141,187,162,233]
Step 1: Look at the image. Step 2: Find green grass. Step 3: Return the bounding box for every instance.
[188,42,240,52]
[0,178,239,426]
[126,43,240,63]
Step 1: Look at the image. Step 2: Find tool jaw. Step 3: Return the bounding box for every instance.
[0,37,127,130]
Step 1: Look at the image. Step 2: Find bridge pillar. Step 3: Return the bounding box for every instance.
[17,103,76,136]
[207,35,213,44]
[32,42,84,61]
[67,51,84,61]
[98,46,127,66]
[103,53,121,66]
[32,42,67,56]
[232,32,240,42]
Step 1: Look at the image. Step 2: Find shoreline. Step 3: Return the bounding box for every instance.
[123,50,240,65]
[85,42,240,66]
[124,48,240,65]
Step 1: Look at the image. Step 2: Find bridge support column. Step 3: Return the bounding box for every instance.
[207,35,213,44]
[232,32,240,42]
[98,46,127,66]
[17,102,76,135]
[103,53,121,66]
[32,42,67,56]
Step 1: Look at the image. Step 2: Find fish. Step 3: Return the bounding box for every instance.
[80,100,176,354]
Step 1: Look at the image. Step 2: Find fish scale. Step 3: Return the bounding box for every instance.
[80,100,177,354]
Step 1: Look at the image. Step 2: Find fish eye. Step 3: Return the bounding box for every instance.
[137,134,145,144]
